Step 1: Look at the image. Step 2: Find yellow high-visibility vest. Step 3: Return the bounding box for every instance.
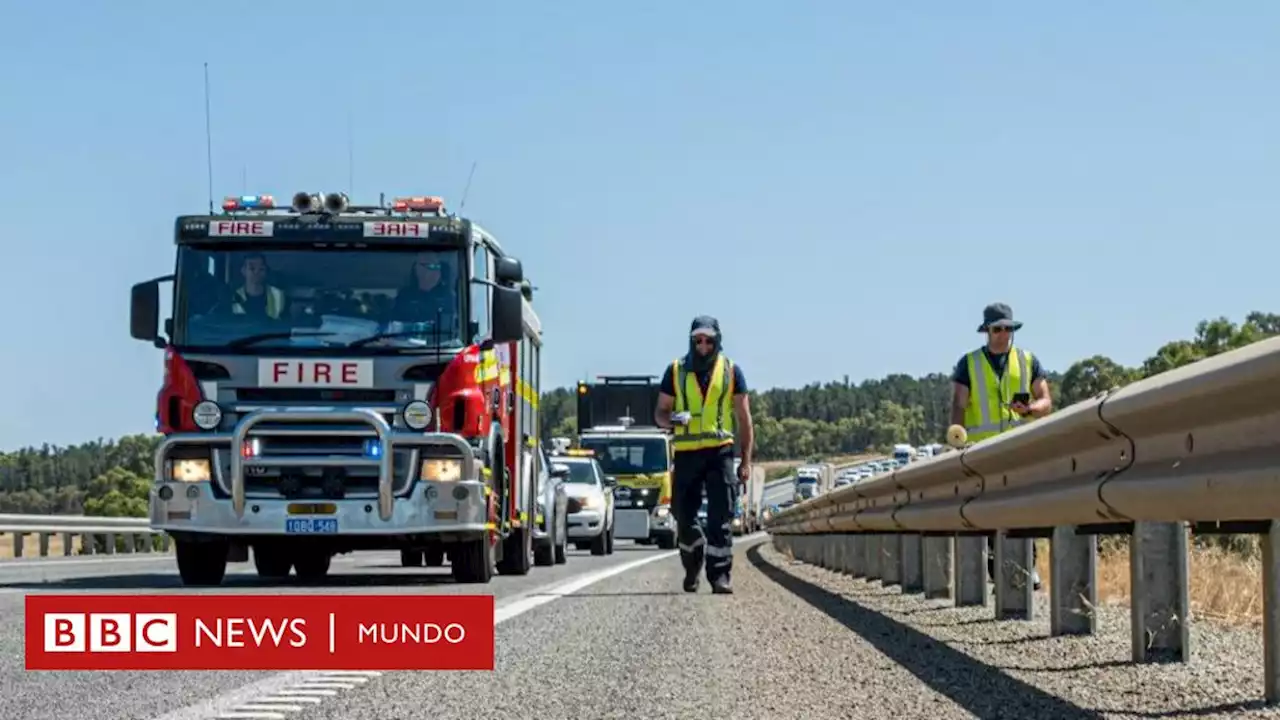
[963,346,1035,443]
[672,354,736,453]
[232,286,285,319]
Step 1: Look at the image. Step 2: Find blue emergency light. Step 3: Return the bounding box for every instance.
[363,439,383,458]
[222,195,276,211]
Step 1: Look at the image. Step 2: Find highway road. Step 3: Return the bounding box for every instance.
[4,537,1278,719]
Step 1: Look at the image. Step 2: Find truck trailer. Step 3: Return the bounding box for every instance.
[732,459,765,535]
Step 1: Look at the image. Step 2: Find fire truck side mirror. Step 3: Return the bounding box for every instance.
[130,280,161,346]
[494,256,523,286]
[491,284,522,344]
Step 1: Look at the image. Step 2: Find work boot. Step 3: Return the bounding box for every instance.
[711,576,733,594]
[683,569,700,593]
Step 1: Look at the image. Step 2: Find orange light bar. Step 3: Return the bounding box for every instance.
[392,196,445,212]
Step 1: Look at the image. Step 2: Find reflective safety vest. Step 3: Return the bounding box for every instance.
[672,354,736,453]
[231,286,285,319]
[963,346,1035,444]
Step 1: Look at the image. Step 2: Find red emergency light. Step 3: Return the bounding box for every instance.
[392,196,445,213]
[222,195,275,211]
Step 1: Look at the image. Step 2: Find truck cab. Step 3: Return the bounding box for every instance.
[129,191,545,586]
[574,375,677,549]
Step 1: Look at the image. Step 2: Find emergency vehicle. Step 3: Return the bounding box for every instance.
[574,375,676,549]
[129,191,545,586]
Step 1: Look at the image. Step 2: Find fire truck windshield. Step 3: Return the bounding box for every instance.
[172,246,468,351]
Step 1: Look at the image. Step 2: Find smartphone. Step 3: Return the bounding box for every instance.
[1011,392,1031,405]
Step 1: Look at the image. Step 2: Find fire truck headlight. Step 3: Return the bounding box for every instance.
[420,458,462,483]
[192,401,222,430]
[403,400,432,430]
[170,459,211,482]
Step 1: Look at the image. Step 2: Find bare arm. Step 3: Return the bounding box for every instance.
[655,392,675,429]
[734,393,754,463]
[1029,377,1053,417]
[949,381,969,426]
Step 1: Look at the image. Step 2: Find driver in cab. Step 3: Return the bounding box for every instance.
[231,253,287,320]
[391,252,458,323]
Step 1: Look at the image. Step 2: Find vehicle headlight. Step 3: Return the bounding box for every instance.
[192,401,222,430]
[403,400,432,430]
[420,458,462,482]
[170,459,211,482]
[578,496,595,509]
[654,505,671,519]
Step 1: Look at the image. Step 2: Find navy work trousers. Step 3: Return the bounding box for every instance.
[673,447,736,583]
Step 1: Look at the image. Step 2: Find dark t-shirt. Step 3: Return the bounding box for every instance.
[951,347,1045,389]
[391,286,457,323]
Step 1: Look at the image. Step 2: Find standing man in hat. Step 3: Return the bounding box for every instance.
[655,315,753,595]
[950,302,1053,589]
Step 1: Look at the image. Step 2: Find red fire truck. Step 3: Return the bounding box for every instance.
[129,191,545,586]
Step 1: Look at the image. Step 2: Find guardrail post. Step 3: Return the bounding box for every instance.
[923,536,953,599]
[1130,521,1190,663]
[865,534,882,580]
[105,533,116,555]
[846,535,865,577]
[901,534,924,593]
[62,533,73,556]
[1050,525,1097,636]
[38,533,50,557]
[882,534,902,586]
[1264,520,1280,703]
[12,532,23,559]
[994,531,1034,620]
[123,533,136,554]
[955,535,988,607]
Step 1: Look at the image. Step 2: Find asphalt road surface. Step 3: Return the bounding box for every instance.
[5,536,1279,719]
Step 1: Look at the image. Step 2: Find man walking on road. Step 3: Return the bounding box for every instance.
[655,316,754,595]
[950,302,1053,589]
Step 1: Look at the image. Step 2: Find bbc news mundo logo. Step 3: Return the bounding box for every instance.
[25,594,494,671]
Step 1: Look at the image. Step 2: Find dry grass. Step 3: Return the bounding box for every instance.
[1032,536,1264,627]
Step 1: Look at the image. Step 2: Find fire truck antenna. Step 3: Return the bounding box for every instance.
[457,161,477,213]
[203,62,215,214]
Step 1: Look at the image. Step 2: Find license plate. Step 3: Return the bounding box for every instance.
[285,518,338,534]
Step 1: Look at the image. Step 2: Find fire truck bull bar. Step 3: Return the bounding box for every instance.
[153,407,477,524]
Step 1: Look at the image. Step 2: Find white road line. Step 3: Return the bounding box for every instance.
[149,551,681,720]
[0,555,171,570]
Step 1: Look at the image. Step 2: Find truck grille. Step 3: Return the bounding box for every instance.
[217,424,416,499]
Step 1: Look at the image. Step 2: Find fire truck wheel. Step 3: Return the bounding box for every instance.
[400,549,424,567]
[175,539,228,587]
[451,537,494,583]
[254,545,293,579]
[424,547,445,567]
[497,526,532,575]
[293,551,332,581]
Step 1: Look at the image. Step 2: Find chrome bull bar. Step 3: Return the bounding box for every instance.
[154,407,477,524]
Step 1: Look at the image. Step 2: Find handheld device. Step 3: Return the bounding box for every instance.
[1011,392,1031,405]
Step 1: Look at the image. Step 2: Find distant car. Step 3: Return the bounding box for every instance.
[534,446,569,566]
[551,455,616,556]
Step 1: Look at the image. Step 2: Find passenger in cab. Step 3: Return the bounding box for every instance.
[231,253,287,320]
[391,252,458,325]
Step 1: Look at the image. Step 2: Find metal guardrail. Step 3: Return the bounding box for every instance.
[765,335,1280,703]
[0,514,167,560]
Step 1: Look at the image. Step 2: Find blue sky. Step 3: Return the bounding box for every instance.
[2,1,1277,450]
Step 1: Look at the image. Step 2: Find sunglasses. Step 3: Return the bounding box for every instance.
[988,326,1011,334]
[416,262,442,270]
[693,336,716,346]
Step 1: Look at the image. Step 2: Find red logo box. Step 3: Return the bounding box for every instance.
[25,594,494,671]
